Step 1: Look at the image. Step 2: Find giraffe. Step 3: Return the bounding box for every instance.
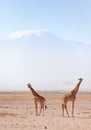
[62,78,83,117]
[27,83,47,116]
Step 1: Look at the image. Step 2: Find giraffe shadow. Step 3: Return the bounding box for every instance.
[62,115,91,119]
[73,116,91,119]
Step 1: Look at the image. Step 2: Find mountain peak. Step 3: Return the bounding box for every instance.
[6,30,47,40]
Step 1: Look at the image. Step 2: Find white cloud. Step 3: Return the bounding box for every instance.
[6,30,46,40]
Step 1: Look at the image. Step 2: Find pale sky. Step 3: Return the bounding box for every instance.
[0,0,91,91]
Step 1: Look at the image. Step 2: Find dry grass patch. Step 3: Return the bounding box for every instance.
[0,112,15,117]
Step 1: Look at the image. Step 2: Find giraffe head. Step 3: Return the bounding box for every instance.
[27,83,32,88]
[78,78,83,82]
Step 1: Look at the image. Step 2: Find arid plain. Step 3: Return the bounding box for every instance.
[0,93,91,130]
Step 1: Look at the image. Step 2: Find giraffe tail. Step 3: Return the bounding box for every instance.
[45,99,47,110]
[45,105,47,110]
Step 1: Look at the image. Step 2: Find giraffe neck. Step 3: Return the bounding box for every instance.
[29,86,39,97]
[71,81,82,95]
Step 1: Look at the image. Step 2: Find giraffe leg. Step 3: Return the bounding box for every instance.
[64,105,69,117]
[39,107,42,116]
[39,106,42,116]
[34,100,38,116]
[39,103,44,116]
[72,101,74,117]
[42,104,44,116]
[62,104,64,117]
[42,101,45,116]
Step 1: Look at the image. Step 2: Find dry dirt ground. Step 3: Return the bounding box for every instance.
[0,93,91,130]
